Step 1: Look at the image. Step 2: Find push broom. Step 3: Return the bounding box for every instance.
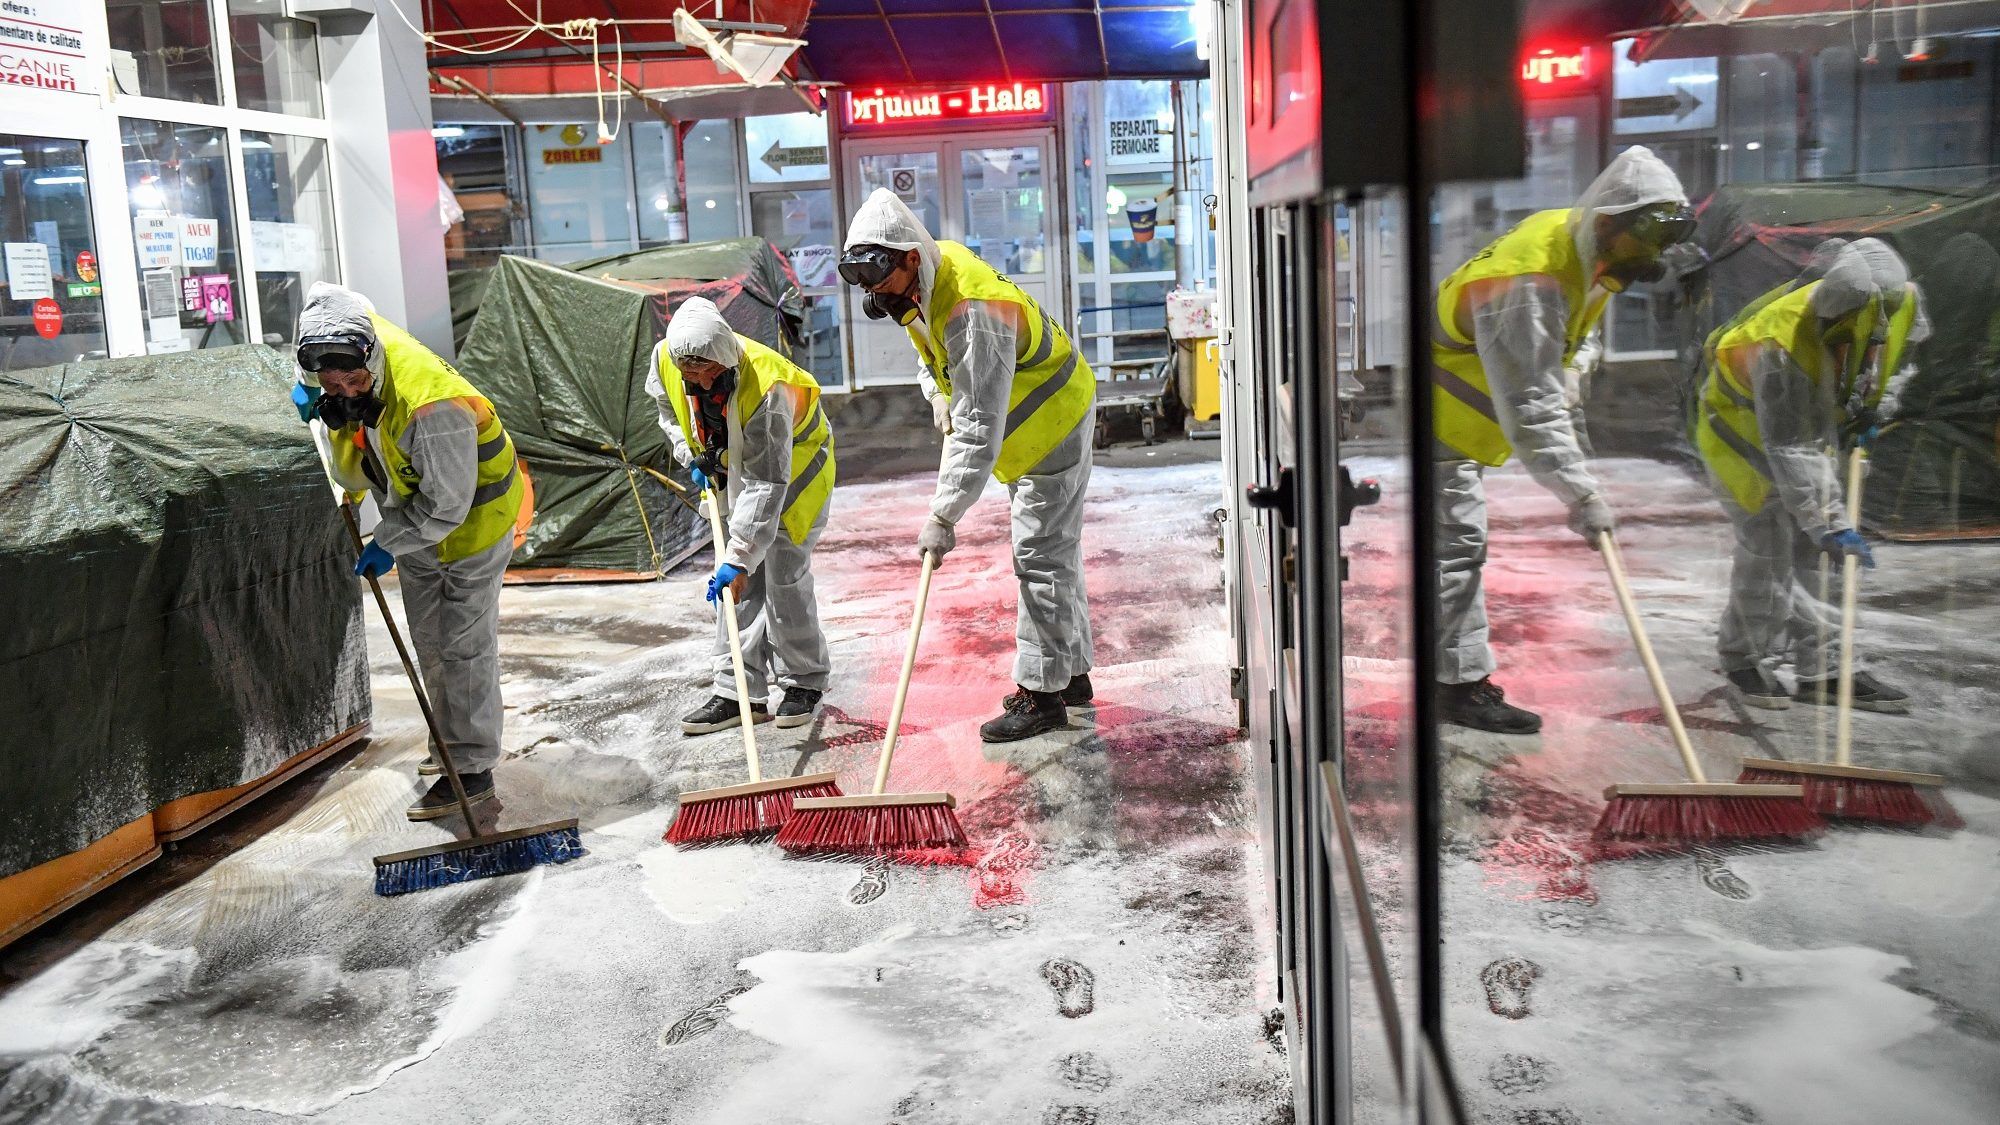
[1591,531,1825,848]
[1737,447,1959,827]
[777,551,966,856]
[339,505,585,895]
[665,487,839,844]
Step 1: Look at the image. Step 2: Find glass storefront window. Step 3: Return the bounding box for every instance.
[524,123,635,261]
[1,136,107,369]
[744,112,829,185]
[121,119,245,353]
[960,145,1047,275]
[685,120,744,243]
[244,132,338,345]
[437,125,525,267]
[227,0,324,117]
[1107,278,1170,368]
[1107,169,1174,274]
[750,189,835,283]
[106,0,221,105]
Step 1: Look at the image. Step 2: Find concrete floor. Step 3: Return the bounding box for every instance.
[0,435,1287,1124]
[1339,455,2000,1125]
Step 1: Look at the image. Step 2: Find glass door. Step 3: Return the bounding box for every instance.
[842,130,1060,387]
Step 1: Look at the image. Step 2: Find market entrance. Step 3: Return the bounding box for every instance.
[841,128,1062,387]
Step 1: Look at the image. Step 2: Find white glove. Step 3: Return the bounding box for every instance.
[1566,493,1616,547]
[928,393,952,435]
[918,515,956,562]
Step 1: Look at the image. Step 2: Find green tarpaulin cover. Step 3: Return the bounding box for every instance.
[0,345,370,878]
[456,239,807,573]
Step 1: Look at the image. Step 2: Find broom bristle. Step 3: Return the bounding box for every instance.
[1738,766,1954,828]
[1592,793,1824,848]
[776,801,967,856]
[374,825,584,896]
[665,779,843,845]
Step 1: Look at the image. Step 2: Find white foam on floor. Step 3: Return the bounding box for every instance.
[638,842,762,924]
[0,943,195,1055]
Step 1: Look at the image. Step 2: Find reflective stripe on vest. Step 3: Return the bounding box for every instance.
[1430,209,1607,466]
[909,241,1095,483]
[658,332,835,544]
[335,313,524,564]
[1695,282,1831,514]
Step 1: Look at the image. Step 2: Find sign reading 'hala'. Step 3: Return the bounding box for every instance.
[844,82,1055,128]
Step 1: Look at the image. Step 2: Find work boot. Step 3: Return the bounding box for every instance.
[774,687,823,729]
[981,687,1069,743]
[1000,674,1094,711]
[406,772,495,822]
[1436,678,1542,735]
[1725,666,1791,711]
[681,695,773,735]
[1794,672,1910,715]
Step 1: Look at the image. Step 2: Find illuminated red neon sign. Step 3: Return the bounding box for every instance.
[1520,45,1593,95]
[843,82,1055,128]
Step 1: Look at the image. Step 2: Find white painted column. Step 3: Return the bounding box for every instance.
[311,1,454,357]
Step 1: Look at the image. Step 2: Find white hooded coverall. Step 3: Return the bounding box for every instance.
[845,189,1095,695]
[646,297,832,703]
[300,282,512,774]
[1435,147,1689,686]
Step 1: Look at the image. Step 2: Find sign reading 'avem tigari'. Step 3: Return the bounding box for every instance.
[844,83,1055,128]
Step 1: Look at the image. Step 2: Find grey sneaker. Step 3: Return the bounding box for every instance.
[774,687,823,729]
[681,695,773,734]
[1794,672,1910,714]
[406,772,494,822]
[1726,667,1791,710]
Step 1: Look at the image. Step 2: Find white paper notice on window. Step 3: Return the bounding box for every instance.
[968,190,1008,241]
[143,269,179,322]
[134,215,179,269]
[180,218,221,269]
[788,244,836,288]
[252,221,321,273]
[4,241,54,300]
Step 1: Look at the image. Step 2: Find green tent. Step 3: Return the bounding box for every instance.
[0,345,370,878]
[1681,181,2000,538]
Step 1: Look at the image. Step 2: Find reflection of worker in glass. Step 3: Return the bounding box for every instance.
[1430,146,1693,734]
[1695,238,1928,713]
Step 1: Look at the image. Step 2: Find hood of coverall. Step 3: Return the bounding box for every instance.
[1567,145,1690,279]
[843,187,941,313]
[295,281,384,389]
[665,296,744,371]
[1808,242,1876,320]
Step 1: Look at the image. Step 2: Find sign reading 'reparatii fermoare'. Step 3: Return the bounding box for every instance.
[0,0,103,96]
[843,82,1055,128]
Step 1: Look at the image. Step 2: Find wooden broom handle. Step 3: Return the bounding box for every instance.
[873,551,937,796]
[1598,532,1707,784]
[705,489,761,783]
[1835,447,1865,767]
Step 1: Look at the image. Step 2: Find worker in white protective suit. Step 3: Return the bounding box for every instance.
[1430,146,1693,733]
[646,297,837,734]
[839,188,1098,743]
[290,282,529,820]
[1694,238,1928,713]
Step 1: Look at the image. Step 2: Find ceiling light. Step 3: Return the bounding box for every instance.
[432,126,466,139]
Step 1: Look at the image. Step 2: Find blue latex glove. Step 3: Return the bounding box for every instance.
[707,562,746,604]
[1822,529,1876,569]
[291,382,322,423]
[690,463,715,492]
[354,541,396,579]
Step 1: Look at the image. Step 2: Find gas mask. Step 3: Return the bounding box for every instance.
[705,365,738,401]
[315,388,386,429]
[1596,204,1696,293]
[863,289,922,326]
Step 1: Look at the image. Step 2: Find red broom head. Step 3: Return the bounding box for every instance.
[776,801,968,856]
[665,779,843,845]
[1593,792,1825,849]
[1738,766,1953,829]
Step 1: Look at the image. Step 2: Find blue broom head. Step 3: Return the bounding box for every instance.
[375,825,585,896]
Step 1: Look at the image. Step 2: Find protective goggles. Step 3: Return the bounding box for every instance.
[297,333,374,373]
[837,245,902,288]
[1618,204,1697,251]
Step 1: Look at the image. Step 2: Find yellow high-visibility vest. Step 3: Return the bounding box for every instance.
[658,332,835,544]
[324,314,525,563]
[908,240,1094,483]
[1431,209,1609,465]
